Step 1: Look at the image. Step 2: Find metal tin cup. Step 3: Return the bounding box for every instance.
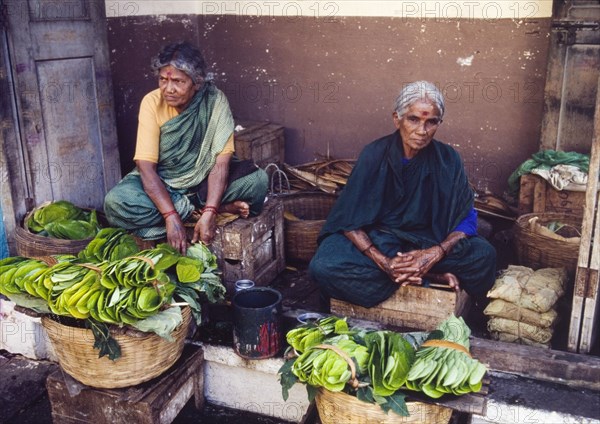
[235,279,255,292]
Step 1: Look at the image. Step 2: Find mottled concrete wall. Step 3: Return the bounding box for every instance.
[107,14,552,195]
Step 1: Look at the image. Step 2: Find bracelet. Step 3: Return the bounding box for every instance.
[202,205,219,215]
[360,243,374,254]
[438,243,448,256]
[162,209,179,220]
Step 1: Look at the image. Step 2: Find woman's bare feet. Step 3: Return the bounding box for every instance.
[219,201,251,218]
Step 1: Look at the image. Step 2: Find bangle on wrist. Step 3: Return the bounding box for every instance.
[360,243,374,254]
[202,205,218,215]
[162,209,179,220]
[438,243,448,256]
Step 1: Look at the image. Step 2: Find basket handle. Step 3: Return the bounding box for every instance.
[315,344,359,389]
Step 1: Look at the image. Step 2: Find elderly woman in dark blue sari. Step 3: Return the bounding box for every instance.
[309,81,496,308]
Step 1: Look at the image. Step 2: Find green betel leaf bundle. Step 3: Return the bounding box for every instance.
[364,331,415,396]
[26,200,101,239]
[286,315,349,353]
[78,228,140,262]
[405,315,488,398]
[279,314,488,419]
[291,336,368,392]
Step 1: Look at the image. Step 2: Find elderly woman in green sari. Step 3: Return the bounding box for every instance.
[309,81,496,308]
[104,42,268,253]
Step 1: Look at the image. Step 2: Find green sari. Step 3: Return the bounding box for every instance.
[104,83,268,239]
[310,132,496,307]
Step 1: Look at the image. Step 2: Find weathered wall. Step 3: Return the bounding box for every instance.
[106,1,553,196]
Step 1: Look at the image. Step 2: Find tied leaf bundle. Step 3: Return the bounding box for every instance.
[364,331,415,396]
[26,200,101,240]
[279,315,488,419]
[0,240,225,346]
[78,228,140,262]
[405,316,487,398]
[291,336,369,393]
[286,315,349,353]
[0,255,76,312]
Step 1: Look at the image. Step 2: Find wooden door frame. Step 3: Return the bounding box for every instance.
[0,1,30,254]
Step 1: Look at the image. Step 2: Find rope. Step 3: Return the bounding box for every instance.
[420,340,472,357]
[315,344,359,389]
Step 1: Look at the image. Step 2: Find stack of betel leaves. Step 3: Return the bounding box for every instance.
[279,315,487,417]
[0,228,225,359]
[25,200,101,240]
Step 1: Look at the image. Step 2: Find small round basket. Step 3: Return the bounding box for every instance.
[315,389,452,424]
[280,192,337,263]
[15,205,105,257]
[41,307,191,389]
[513,212,582,275]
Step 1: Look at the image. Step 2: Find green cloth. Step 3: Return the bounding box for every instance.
[507,150,590,196]
[310,132,496,307]
[320,131,473,245]
[104,83,268,239]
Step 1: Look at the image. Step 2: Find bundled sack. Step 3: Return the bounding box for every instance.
[489,331,552,349]
[486,265,567,313]
[484,299,558,328]
[487,317,553,345]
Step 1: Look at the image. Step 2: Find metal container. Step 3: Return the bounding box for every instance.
[232,287,282,359]
[234,279,255,292]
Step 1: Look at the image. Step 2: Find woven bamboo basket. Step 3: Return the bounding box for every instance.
[316,389,453,424]
[513,212,582,275]
[280,192,337,262]
[41,307,191,389]
[15,205,105,257]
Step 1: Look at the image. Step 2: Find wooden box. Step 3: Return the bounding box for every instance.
[234,120,285,168]
[46,346,204,424]
[211,198,285,289]
[518,174,586,218]
[330,285,471,331]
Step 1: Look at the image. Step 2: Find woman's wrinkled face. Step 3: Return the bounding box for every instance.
[158,65,200,112]
[393,100,442,159]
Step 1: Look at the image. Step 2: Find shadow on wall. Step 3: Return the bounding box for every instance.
[0,204,8,259]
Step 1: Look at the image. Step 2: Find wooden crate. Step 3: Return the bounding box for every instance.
[46,346,204,424]
[518,174,586,218]
[330,285,471,331]
[234,120,285,168]
[211,198,285,290]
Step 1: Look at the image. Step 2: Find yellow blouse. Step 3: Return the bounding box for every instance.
[133,88,235,163]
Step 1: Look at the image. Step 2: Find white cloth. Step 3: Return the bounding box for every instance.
[531,164,588,192]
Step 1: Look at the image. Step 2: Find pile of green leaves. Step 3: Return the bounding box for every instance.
[279,315,488,418]
[0,240,225,360]
[78,228,140,262]
[26,200,101,240]
[405,316,487,398]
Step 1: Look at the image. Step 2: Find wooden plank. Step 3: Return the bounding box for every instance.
[517,174,537,215]
[211,198,285,287]
[578,76,600,354]
[47,346,204,424]
[330,286,470,332]
[470,337,600,391]
[568,76,600,353]
[518,174,586,218]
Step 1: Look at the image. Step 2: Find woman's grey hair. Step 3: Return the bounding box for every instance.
[151,42,206,84]
[394,81,445,119]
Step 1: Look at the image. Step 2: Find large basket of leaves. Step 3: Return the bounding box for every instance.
[15,200,104,257]
[513,212,581,275]
[280,192,337,262]
[279,315,487,423]
[42,306,191,388]
[316,389,452,424]
[0,231,225,389]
